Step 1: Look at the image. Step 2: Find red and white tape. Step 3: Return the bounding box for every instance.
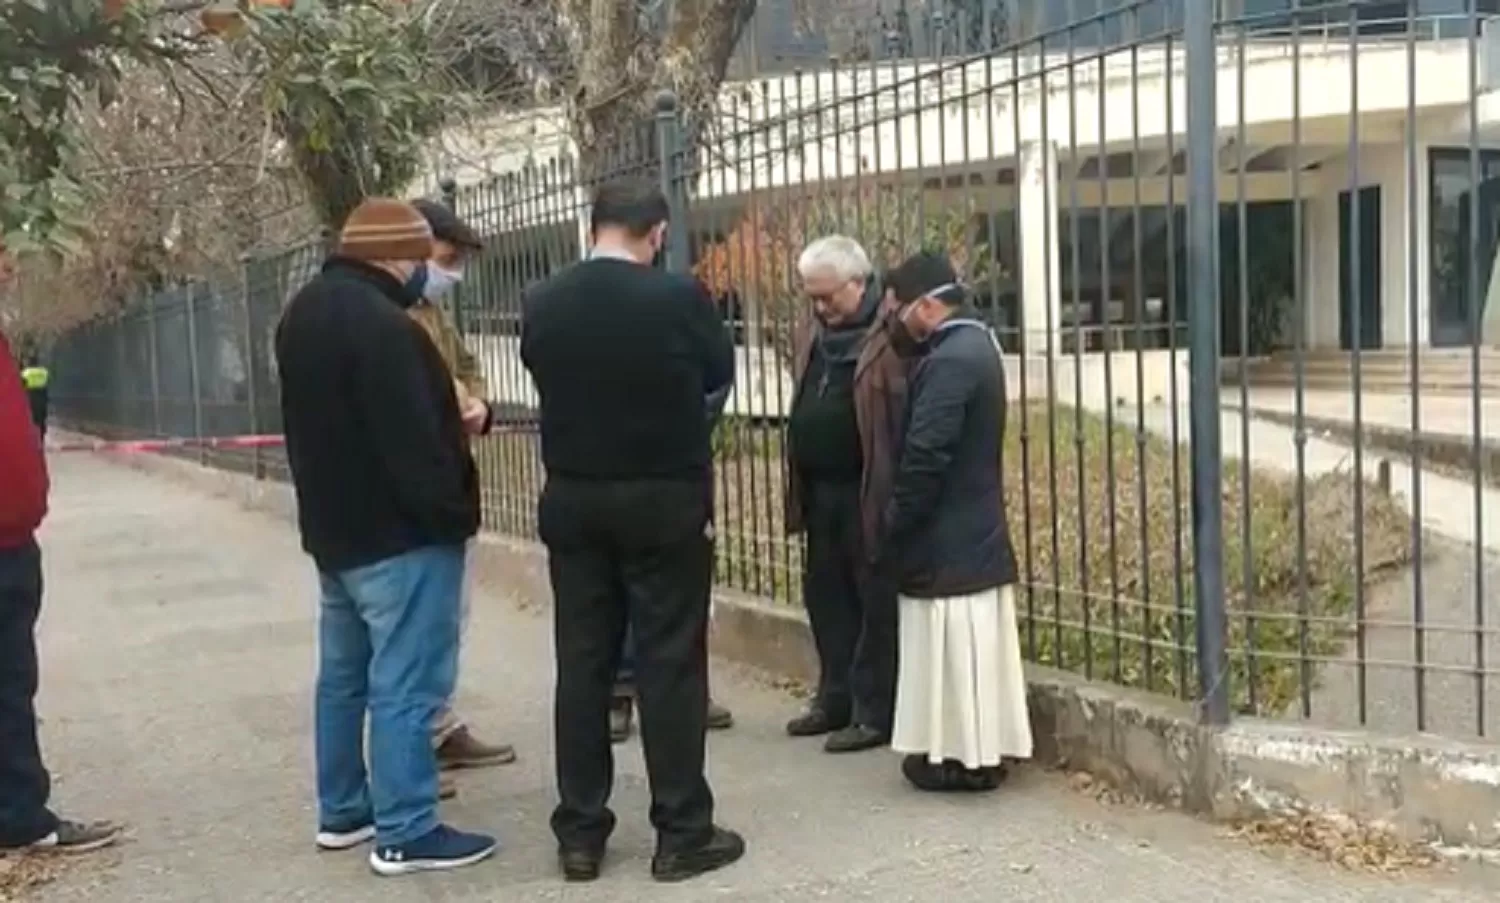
[49,434,286,454]
[49,423,537,454]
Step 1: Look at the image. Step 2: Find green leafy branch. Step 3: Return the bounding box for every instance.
[227,0,462,228]
[1,0,204,255]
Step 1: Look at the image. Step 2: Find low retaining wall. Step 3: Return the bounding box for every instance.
[98,447,1500,857]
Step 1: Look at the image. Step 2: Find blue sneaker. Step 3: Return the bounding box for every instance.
[315,821,375,851]
[368,825,497,877]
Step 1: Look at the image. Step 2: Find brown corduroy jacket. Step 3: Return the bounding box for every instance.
[408,301,486,398]
[784,294,911,555]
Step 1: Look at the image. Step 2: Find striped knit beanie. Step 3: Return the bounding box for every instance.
[338,198,433,262]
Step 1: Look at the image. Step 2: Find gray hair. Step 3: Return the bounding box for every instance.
[797,235,872,283]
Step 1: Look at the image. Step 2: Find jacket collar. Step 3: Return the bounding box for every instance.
[323,256,416,310]
[587,244,644,264]
[925,307,1004,361]
[854,294,902,381]
[927,306,987,346]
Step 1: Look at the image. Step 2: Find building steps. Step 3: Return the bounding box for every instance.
[1221,349,1500,395]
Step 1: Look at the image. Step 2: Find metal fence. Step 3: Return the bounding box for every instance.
[48,0,1500,741]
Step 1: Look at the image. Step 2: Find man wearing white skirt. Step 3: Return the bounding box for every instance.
[872,252,1032,793]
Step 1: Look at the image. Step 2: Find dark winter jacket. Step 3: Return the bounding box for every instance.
[276,257,480,572]
[873,312,1018,598]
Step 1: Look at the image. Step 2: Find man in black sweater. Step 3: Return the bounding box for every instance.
[276,198,495,877]
[521,180,744,884]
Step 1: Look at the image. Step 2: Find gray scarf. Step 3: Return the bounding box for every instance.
[814,279,881,366]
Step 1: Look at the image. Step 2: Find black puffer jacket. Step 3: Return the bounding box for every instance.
[874,313,1018,598]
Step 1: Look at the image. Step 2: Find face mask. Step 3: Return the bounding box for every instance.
[399,262,429,307]
[423,264,463,301]
[887,302,924,358]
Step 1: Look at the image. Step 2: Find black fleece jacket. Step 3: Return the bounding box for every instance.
[276,257,479,572]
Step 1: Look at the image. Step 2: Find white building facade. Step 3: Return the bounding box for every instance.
[428,3,1500,412]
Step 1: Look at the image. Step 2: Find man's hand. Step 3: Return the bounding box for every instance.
[462,398,489,435]
[454,380,489,435]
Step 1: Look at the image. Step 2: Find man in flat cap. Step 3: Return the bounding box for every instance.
[406,198,517,779]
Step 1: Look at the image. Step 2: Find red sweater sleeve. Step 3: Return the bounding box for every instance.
[0,334,48,547]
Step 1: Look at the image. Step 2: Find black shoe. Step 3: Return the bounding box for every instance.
[786,707,849,738]
[610,696,634,744]
[650,827,746,883]
[901,754,950,792]
[559,847,604,882]
[962,763,1009,791]
[901,755,1007,793]
[706,699,734,731]
[824,724,888,754]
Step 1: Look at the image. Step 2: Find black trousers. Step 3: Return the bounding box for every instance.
[0,542,57,848]
[540,476,715,855]
[801,480,898,732]
[26,388,46,440]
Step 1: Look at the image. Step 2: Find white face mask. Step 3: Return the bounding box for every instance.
[423,264,463,301]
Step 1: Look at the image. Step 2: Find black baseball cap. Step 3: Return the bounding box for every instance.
[410,198,484,251]
[884,251,964,305]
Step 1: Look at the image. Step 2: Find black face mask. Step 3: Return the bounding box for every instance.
[876,306,912,355]
[887,304,924,358]
[394,262,429,309]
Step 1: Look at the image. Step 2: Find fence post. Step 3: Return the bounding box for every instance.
[185,282,206,465]
[439,177,467,336]
[146,289,163,436]
[654,90,691,274]
[1185,2,1230,726]
[239,253,265,480]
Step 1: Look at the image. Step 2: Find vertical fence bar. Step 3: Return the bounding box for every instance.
[1405,0,1427,734]
[1466,0,1488,739]
[240,254,264,480]
[1346,0,1369,729]
[1290,0,1313,722]
[1185,0,1229,726]
[1233,22,1255,715]
[146,290,163,437]
[655,91,690,275]
[186,282,206,466]
[1129,5,1152,693]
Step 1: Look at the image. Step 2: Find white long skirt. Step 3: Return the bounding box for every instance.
[891,584,1033,769]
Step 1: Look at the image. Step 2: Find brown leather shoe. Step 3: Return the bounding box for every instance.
[437,726,517,770]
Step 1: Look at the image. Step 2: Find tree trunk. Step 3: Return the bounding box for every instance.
[570,0,757,188]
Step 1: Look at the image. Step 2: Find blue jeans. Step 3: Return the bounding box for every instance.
[315,545,465,846]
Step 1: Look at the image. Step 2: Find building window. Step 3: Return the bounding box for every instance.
[1429,148,1500,348]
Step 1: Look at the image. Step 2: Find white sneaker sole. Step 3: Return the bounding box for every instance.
[368,843,496,877]
[316,824,376,851]
[28,829,122,855]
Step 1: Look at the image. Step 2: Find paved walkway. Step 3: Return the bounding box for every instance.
[23,455,1500,901]
[1127,403,1500,737]
[1235,388,1499,445]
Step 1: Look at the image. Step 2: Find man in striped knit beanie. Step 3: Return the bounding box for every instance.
[276,198,496,876]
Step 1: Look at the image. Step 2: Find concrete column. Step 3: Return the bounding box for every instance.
[1018,139,1062,356]
[1307,177,1341,351]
